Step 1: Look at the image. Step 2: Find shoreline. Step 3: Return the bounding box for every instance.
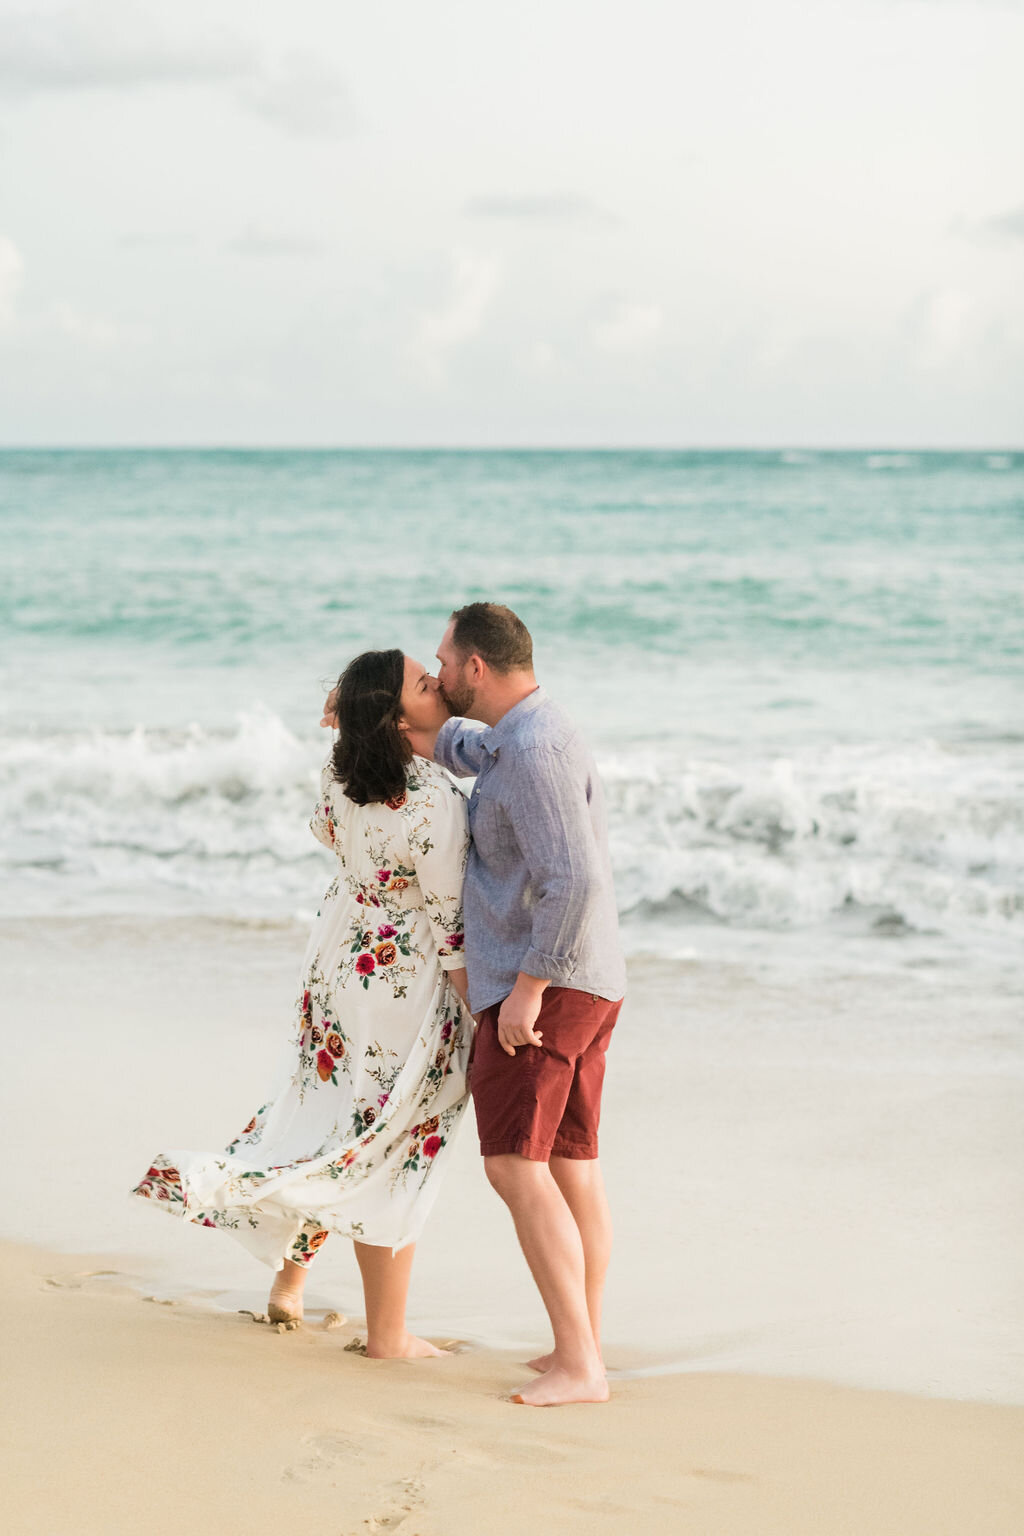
[6,1240,1023,1536]
[2,917,1022,1405]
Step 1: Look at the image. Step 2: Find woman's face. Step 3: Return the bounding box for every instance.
[399,655,449,731]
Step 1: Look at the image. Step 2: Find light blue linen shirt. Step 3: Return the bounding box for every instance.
[434,687,627,1015]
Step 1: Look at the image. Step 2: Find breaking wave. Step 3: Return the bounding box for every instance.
[2,710,1022,948]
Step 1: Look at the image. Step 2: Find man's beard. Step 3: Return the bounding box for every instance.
[439,677,475,718]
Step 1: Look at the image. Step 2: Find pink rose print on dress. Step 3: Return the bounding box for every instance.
[376,924,397,939]
[376,869,391,884]
[445,932,465,950]
[355,953,375,976]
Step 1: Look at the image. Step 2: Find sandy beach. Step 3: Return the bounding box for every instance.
[2,917,1023,1532]
[5,1240,1024,1536]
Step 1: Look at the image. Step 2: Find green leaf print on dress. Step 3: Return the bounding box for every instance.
[132,754,472,1264]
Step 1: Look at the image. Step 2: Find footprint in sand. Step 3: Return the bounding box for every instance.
[354,1474,426,1534]
[43,1270,122,1291]
[281,1432,367,1483]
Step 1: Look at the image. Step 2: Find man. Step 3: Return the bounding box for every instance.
[406,602,626,1407]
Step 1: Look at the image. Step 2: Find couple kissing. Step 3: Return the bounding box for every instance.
[134,602,625,1407]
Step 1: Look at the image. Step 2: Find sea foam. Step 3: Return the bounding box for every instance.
[3,710,1021,950]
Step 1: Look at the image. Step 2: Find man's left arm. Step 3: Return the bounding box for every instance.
[496,747,603,1055]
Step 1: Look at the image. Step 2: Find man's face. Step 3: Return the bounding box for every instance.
[436,622,475,717]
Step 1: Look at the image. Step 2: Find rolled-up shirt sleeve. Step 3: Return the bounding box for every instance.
[508,746,603,986]
[435,717,489,778]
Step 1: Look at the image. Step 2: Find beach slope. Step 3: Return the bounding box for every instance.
[4,1243,1022,1536]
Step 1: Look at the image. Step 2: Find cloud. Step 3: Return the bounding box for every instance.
[592,300,664,353]
[50,301,149,348]
[0,8,256,94]
[0,237,24,328]
[463,193,619,227]
[118,232,197,250]
[235,51,357,140]
[227,227,326,257]
[979,203,1024,240]
[410,251,500,383]
[0,11,355,139]
[916,289,980,368]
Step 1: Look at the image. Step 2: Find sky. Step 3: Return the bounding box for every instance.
[0,0,1022,447]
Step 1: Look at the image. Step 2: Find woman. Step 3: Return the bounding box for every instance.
[133,650,472,1359]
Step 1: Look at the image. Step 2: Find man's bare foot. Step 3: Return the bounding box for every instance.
[364,1333,452,1360]
[526,1348,606,1374]
[511,1365,609,1406]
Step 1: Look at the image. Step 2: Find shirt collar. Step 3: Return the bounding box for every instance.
[480,685,546,755]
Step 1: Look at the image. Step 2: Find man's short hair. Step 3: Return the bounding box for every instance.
[449,602,533,674]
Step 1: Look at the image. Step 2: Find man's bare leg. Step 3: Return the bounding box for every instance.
[484,1153,608,1405]
[353,1240,450,1360]
[527,1155,611,1373]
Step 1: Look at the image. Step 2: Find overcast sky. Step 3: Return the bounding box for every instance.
[0,0,1022,446]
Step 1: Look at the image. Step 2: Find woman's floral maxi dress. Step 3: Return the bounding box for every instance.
[133,755,472,1265]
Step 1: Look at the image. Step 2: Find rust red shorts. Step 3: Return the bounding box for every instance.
[470,987,622,1161]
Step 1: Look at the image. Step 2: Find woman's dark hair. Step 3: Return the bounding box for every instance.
[331,649,411,806]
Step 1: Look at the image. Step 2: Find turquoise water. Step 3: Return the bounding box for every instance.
[1,449,1022,953]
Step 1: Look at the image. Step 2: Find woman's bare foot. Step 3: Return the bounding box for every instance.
[268,1260,307,1323]
[364,1332,451,1360]
[511,1364,609,1407]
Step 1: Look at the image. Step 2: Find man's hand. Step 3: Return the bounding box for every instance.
[497,973,549,1056]
[321,687,339,729]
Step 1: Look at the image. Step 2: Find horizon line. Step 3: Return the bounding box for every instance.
[0,443,1021,455]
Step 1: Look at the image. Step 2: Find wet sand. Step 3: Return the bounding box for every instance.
[4,1241,1024,1536]
[1,917,1021,1401]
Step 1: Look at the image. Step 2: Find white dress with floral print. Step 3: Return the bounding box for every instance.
[133,755,472,1263]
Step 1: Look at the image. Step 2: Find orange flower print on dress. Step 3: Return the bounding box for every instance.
[133,752,470,1261]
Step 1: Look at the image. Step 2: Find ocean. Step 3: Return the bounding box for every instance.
[2,449,1023,1399]
[2,448,1021,974]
